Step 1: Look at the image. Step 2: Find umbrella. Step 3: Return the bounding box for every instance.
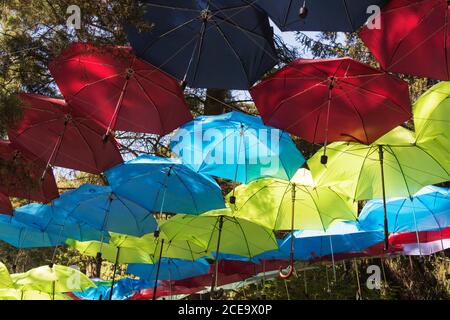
[160,209,278,298]
[309,126,450,249]
[127,258,210,281]
[125,0,278,90]
[72,278,154,301]
[9,93,123,175]
[14,203,107,242]
[228,169,357,277]
[0,214,65,248]
[252,0,388,32]
[49,43,192,137]
[359,186,450,255]
[0,140,58,202]
[170,111,305,202]
[0,288,72,300]
[0,262,13,288]
[54,184,158,237]
[250,57,412,164]
[105,155,225,215]
[0,192,12,215]
[359,0,450,80]
[389,226,450,256]
[11,265,95,299]
[413,81,450,172]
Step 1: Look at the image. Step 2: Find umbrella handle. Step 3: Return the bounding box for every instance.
[279,264,294,279]
[210,288,224,300]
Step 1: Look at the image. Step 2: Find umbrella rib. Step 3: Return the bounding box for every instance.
[353,146,376,201]
[134,71,186,101]
[70,120,100,172]
[172,169,200,214]
[385,146,412,197]
[415,196,443,231]
[132,76,164,134]
[234,218,253,258]
[342,0,355,30]
[114,196,142,235]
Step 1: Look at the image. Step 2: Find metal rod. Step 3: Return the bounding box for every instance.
[152,239,165,301]
[378,146,389,250]
[108,247,121,300]
[210,216,224,299]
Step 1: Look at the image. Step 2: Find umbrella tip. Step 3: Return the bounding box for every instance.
[320,155,328,165]
[299,5,308,19]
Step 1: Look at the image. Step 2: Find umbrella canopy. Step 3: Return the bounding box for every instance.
[11,265,95,294]
[359,186,450,233]
[125,0,277,90]
[0,140,58,203]
[0,262,13,288]
[251,57,412,149]
[105,155,225,215]
[359,0,450,80]
[0,288,72,300]
[278,221,384,261]
[413,81,450,172]
[308,127,450,201]
[252,0,388,32]
[66,234,154,265]
[0,192,12,215]
[54,184,158,237]
[9,93,123,174]
[170,111,305,184]
[127,258,210,281]
[0,214,65,248]
[49,43,192,136]
[14,203,107,242]
[160,209,278,259]
[228,169,358,231]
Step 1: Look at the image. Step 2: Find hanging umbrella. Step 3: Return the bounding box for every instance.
[0,214,65,248]
[309,126,450,249]
[54,184,158,237]
[14,203,107,242]
[127,258,210,281]
[250,57,412,164]
[0,288,72,300]
[11,265,95,299]
[389,226,450,256]
[359,186,450,255]
[228,169,357,277]
[0,140,58,203]
[9,93,123,175]
[49,43,192,138]
[413,81,450,172]
[125,0,278,90]
[105,155,225,215]
[0,192,12,215]
[251,0,388,32]
[359,0,450,80]
[170,111,305,202]
[160,209,278,298]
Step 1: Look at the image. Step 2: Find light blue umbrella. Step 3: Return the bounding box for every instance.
[127,258,210,281]
[0,214,65,248]
[73,278,154,301]
[54,184,158,237]
[170,112,305,185]
[359,186,450,233]
[13,203,108,242]
[105,155,225,215]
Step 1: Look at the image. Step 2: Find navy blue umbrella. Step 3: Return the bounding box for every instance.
[252,0,388,32]
[125,0,278,89]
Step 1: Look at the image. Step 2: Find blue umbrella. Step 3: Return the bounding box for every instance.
[170,112,305,190]
[54,184,158,237]
[105,155,225,215]
[13,203,108,242]
[73,278,155,301]
[359,186,450,233]
[125,0,277,89]
[127,258,210,281]
[0,214,65,248]
[252,0,388,32]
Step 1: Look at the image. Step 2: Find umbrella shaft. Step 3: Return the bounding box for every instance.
[378,146,389,250]
[211,216,224,299]
[152,239,165,301]
[109,247,121,300]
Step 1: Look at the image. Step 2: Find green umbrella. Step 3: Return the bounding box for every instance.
[11,265,95,300]
[308,126,450,249]
[0,262,13,289]
[160,209,278,299]
[0,288,72,300]
[414,81,450,172]
[227,169,357,277]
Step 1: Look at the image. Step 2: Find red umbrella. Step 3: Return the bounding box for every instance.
[49,43,192,138]
[9,93,123,175]
[0,140,59,203]
[0,192,13,214]
[250,57,412,163]
[359,0,450,80]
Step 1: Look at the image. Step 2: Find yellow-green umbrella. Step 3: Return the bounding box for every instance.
[0,262,13,289]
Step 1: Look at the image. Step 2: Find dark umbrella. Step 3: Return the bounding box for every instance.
[125,0,278,90]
